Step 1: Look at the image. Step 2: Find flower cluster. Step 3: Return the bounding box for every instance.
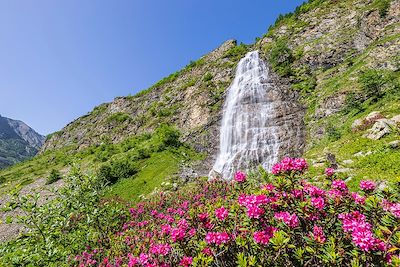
[73,158,400,267]
[359,180,376,191]
[271,157,308,175]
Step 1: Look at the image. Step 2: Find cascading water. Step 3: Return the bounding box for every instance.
[211,50,304,179]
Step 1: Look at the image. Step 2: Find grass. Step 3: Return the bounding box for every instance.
[106,150,181,203]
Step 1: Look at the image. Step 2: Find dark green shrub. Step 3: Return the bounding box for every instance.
[224,43,248,60]
[326,123,342,141]
[359,69,386,102]
[269,39,294,77]
[374,0,391,17]
[154,124,181,151]
[107,112,130,124]
[343,92,364,114]
[203,72,213,82]
[46,169,62,184]
[98,159,138,184]
[0,176,5,184]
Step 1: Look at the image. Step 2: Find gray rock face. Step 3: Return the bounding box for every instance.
[364,119,397,140]
[0,115,45,169]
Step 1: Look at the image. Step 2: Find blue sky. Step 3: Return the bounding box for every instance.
[0,0,305,135]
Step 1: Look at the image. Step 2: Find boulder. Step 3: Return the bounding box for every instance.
[391,114,400,124]
[389,140,400,149]
[364,119,396,140]
[352,111,385,132]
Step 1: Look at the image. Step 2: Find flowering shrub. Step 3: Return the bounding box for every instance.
[72,157,400,266]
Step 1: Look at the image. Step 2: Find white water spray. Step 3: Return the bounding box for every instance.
[211,50,282,179]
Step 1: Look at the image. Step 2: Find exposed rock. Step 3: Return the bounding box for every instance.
[391,114,400,124]
[326,153,338,169]
[353,151,373,157]
[364,119,397,140]
[343,159,354,165]
[389,140,400,149]
[352,111,385,132]
[315,93,346,118]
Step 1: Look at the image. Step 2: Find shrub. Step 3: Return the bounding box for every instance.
[73,158,400,266]
[154,124,181,150]
[98,159,138,184]
[203,72,213,82]
[224,43,248,60]
[269,39,294,77]
[107,112,131,124]
[0,167,127,266]
[46,169,62,184]
[326,123,342,141]
[0,176,5,184]
[374,0,391,17]
[359,69,387,102]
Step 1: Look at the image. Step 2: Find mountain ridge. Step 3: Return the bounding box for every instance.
[0,115,45,169]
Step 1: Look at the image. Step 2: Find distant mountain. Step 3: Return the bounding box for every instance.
[0,115,45,169]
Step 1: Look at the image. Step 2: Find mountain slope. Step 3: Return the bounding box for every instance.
[1,0,399,193]
[0,115,45,169]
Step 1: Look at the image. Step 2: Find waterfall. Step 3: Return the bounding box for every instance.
[211,50,286,179]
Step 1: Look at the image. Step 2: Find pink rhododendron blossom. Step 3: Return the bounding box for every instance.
[272,157,308,174]
[311,196,325,210]
[274,211,299,228]
[234,171,247,183]
[304,184,326,197]
[360,180,376,191]
[170,228,185,242]
[128,254,139,267]
[331,180,348,192]
[139,253,150,265]
[381,200,400,218]
[261,183,275,191]
[325,167,335,177]
[215,206,228,221]
[311,225,326,243]
[179,256,193,267]
[205,232,230,245]
[253,226,277,245]
[149,244,171,256]
[351,192,366,205]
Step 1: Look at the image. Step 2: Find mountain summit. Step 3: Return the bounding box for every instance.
[0,115,45,169]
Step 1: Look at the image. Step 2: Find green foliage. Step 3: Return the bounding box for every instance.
[326,123,342,141]
[153,124,181,151]
[269,39,294,77]
[107,112,131,124]
[0,167,128,266]
[46,169,62,185]
[224,43,248,60]
[203,72,213,82]
[0,176,5,184]
[359,69,387,102]
[98,159,138,185]
[374,0,391,17]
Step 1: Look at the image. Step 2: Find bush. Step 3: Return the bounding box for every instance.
[98,159,138,184]
[203,72,213,82]
[374,0,391,17]
[46,169,62,184]
[0,176,5,184]
[326,123,342,141]
[73,158,400,266]
[269,39,294,77]
[154,124,181,151]
[359,69,387,102]
[0,167,127,266]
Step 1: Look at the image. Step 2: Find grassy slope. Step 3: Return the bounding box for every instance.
[106,150,181,202]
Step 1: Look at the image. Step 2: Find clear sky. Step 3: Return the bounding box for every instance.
[0,0,305,135]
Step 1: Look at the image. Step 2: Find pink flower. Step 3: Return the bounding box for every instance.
[311,196,325,210]
[253,226,277,245]
[128,254,139,267]
[311,225,326,243]
[331,180,348,192]
[274,211,299,228]
[261,183,275,191]
[205,232,230,245]
[272,157,308,174]
[215,206,228,221]
[234,171,247,183]
[202,247,213,256]
[325,168,334,177]
[381,200,400,218]
[170,228,185,242]
[360,180,376,191]
[139,253,150,265]
[179,256,193,267]
[351,192,366,205]
[149,244,171,256]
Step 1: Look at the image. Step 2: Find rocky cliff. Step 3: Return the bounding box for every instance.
[40,0,399,178]
[0,115,45,169]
